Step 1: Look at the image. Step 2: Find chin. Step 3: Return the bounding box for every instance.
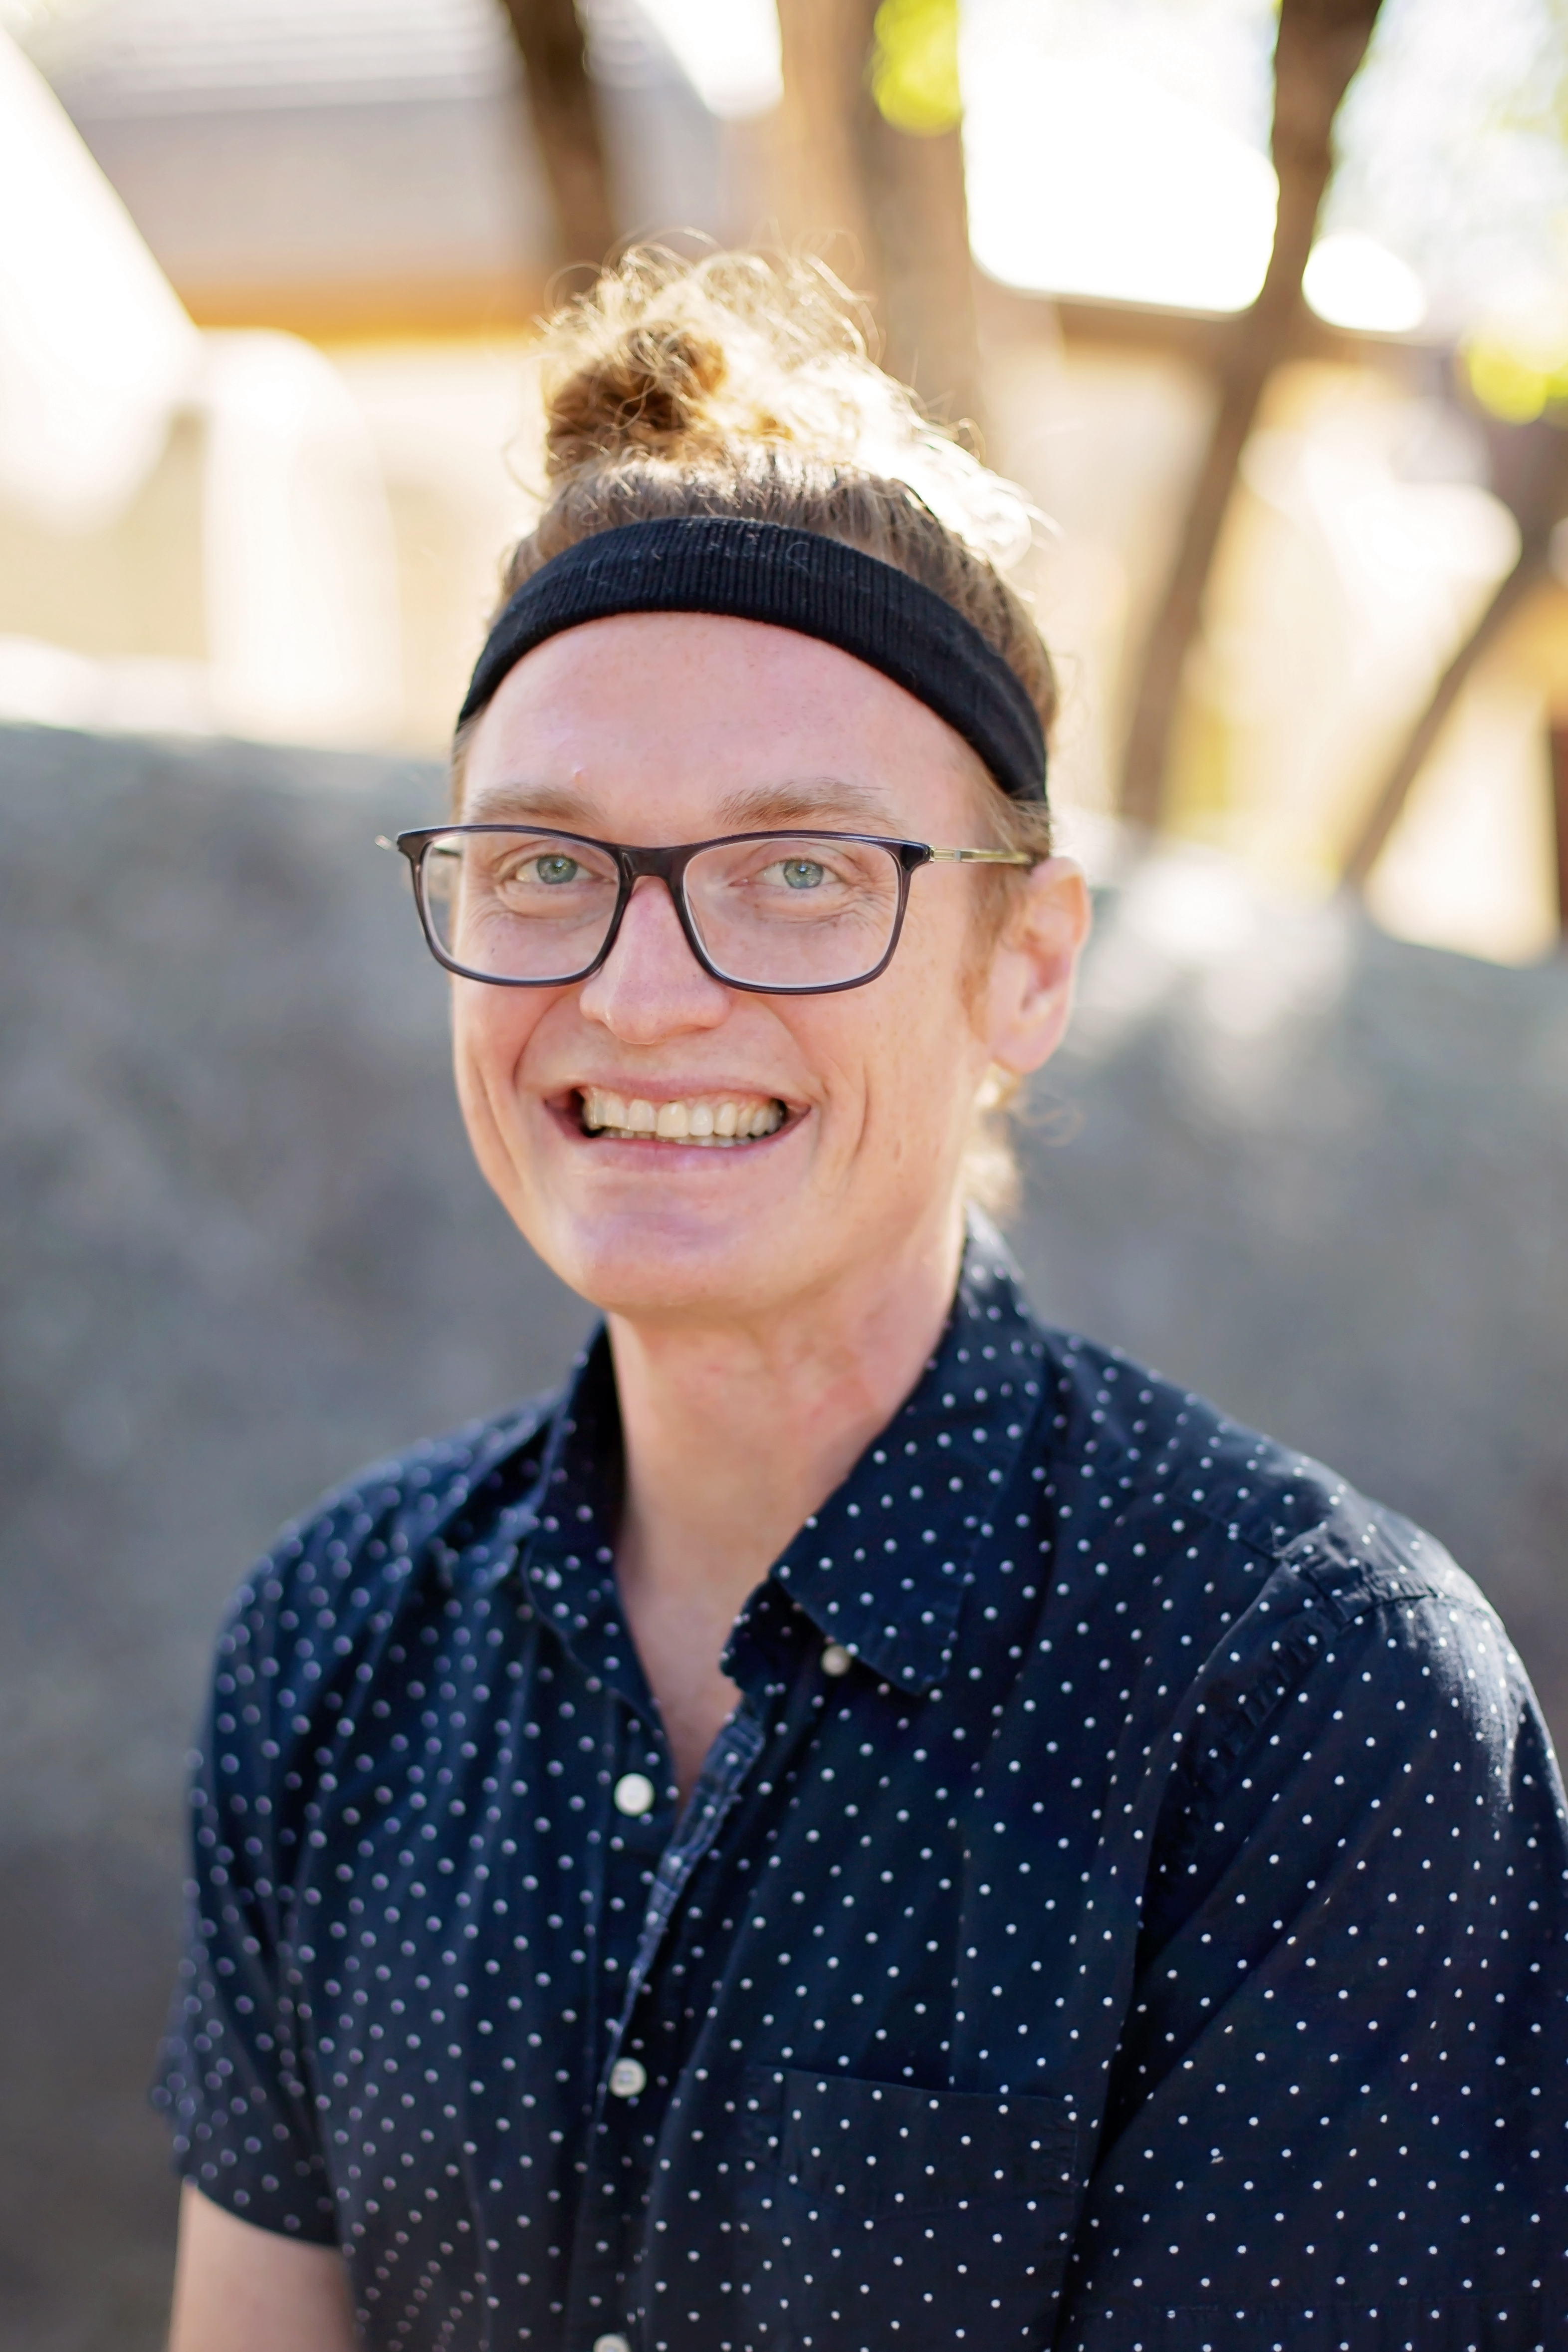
[501,1102,829,1319]
[536,1203,815,1323]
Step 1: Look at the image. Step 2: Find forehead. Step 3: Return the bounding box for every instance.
[461,610,985,837]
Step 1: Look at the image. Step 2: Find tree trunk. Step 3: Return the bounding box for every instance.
[773,0,984,434]
[1117,0,1383,831]
[496,0,616,271]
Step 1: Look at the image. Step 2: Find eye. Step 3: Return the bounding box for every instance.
[532,854,582,885]
[773,857,826,890]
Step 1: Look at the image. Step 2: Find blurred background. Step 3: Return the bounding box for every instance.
[1,0,1567,2343]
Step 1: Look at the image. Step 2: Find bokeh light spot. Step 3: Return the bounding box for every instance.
[871,0,963,137]
[1303,234,1427,334]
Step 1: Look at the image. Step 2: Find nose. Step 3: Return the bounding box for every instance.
[576,875,731,1042]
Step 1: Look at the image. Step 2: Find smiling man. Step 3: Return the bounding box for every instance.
[158,253,1567,2352]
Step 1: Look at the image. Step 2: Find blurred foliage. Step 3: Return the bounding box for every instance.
[870,0,962,135]
[1326,0,1568,334]
[1464,321,1568,424]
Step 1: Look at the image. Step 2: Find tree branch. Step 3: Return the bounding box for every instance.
[1340,422,1568,889]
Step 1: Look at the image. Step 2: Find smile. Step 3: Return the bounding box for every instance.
[577,1087,787,1145]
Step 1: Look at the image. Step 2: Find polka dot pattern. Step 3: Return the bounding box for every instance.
[155,1219,1568,2350]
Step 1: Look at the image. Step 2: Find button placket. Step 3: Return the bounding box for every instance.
[613,1770,657,1817]
[562,1698,767,2352]
[608,2056,647,2100]
[612,1699,766,2041]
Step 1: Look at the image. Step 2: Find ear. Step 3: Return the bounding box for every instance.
[981,857,1092,1078]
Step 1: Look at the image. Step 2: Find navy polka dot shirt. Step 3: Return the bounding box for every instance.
[156,1220,1568,2351]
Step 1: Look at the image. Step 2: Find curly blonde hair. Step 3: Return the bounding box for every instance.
[462,248,1059,1212]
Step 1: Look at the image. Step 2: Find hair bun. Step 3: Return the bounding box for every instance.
[498,249,1053,784]
[545,322,730,477]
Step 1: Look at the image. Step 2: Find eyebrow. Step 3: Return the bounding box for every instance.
[715,778,900,829]
[460,782,605,827]
[459,777,903,834]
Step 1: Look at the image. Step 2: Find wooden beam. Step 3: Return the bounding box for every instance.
[176,269,553,342]
[495,0,616,271]
[773,0,881,277]
[1550,725,1568,942]
[773,0,983,432]
[974,272,1445,379]
[1340,558,1544,888]
[864,116,984,433]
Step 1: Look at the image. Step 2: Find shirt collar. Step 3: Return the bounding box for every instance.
[511,1332,626,1643]
[456,1213,1048,1696]
[759,1212,1048,1692]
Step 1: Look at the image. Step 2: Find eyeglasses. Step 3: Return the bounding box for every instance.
[391,825,1035,996]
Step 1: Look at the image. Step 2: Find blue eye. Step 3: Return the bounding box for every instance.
[534,855,581,885]
[780,859,826,890]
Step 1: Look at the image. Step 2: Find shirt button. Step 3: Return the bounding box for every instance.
[820,1642,853,1676]
[613,1772,656,1816]
[593,2337,633,2352]
[608,2057,647,2099]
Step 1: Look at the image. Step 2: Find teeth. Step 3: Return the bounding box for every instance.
[580,1088,786,1144]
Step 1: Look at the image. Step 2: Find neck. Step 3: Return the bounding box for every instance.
[606,1198,968,1793]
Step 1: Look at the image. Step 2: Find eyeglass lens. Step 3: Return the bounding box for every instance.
[419,831,904,989]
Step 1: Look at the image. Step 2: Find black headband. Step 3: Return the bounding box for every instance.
[457,515,1048,803]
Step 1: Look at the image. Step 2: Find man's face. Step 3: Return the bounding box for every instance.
[452,612,1083,1326]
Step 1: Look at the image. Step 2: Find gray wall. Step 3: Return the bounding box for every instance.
[0,726,594,2352]
[2,722,1564,2350]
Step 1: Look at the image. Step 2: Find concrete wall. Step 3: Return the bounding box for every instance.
[1,721,1564,2349]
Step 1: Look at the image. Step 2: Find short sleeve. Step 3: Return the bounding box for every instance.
[152,1545,340,2241]
[150,1400,555,2242]
[1057,1540,1568,2351]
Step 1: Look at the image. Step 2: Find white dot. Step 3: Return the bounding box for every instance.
[613,1773,656,1817]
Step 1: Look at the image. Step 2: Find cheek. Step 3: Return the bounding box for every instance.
[806,921,982,1143]
[451,988,552,1121]
[883,898,987,1070]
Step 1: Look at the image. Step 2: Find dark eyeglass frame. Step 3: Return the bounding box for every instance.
[389,824,1035,997]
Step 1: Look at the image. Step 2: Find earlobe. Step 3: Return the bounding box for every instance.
[986,857,1092,1078]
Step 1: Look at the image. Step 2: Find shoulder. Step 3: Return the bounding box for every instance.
[1033,1320,1358,1557]
[1029,1321,1534,1743]
[212,1385,563,1698]
[1022,1331,1566,1921]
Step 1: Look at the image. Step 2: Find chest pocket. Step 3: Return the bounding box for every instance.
[736,2069,1077,2351]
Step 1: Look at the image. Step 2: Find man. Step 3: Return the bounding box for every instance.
[159,256,1566,2352]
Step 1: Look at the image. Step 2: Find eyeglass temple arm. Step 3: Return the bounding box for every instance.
[374,832,1034,868]
[925,847,1037,867]
[376,836,422,893]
